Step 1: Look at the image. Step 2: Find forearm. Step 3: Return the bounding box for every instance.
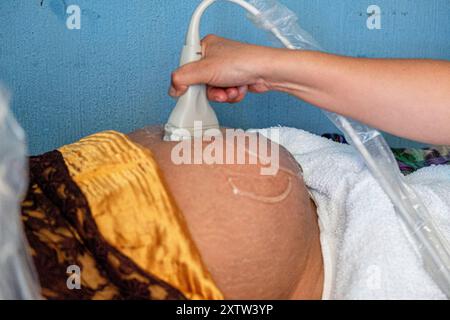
[265,50,450,145]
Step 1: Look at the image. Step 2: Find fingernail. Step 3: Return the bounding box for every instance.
[238,86,247,94]
[214,95,225,102]
[228,92,238,99]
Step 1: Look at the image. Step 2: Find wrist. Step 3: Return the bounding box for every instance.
[257,47,285,85]
[259,48,302,90]
[264,49,318,95]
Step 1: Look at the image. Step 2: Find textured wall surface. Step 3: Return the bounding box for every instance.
[0,0,449,154]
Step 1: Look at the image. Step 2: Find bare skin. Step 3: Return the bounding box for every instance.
[128,126,324,300]
[169,35,450,145]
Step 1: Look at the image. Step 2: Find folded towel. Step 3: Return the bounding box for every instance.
[254,127,450,300]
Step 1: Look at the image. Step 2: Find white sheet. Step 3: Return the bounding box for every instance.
[255,127,450,300]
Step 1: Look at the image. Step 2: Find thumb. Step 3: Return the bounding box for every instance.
[169,60,212,97]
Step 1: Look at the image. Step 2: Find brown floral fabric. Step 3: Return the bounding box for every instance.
[21,150,186,300]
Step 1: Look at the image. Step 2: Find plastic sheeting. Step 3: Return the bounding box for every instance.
[0,88,41,299]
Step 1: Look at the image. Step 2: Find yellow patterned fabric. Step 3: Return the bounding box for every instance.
[58,131,223,300]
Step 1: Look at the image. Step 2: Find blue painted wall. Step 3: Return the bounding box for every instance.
[0,0,449,154]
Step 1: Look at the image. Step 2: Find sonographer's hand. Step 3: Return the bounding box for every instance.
[169,35,277,104]
[168,35,450,145]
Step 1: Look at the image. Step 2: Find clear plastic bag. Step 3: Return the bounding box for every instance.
[0,88,41,299]
[248,0,321,51]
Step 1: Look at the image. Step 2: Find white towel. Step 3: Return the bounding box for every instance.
[254,127,450,300]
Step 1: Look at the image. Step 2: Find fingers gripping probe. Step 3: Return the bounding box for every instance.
[163,0,291,141]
